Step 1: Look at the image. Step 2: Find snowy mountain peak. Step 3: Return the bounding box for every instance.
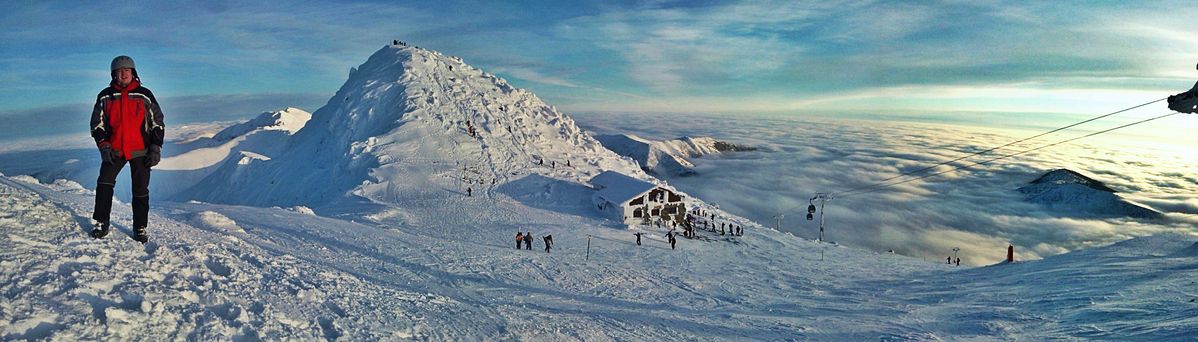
[211,107,312,142]
[180,45,650,208]
[1026,169,1115,192]
[1017,169,1160,219]
[595,133,755,177]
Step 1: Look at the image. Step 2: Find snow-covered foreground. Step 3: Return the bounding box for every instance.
[4,175,1196,340]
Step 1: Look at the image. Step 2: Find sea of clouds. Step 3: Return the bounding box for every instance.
[574,111,1198,265]
[2,103,1194,266]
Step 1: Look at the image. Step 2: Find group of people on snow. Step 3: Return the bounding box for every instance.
[946,257,961,266]
[688,210,745,238]
[515,231,553,253]
[631,231,678,250]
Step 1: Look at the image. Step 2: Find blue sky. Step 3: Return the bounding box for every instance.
[2,1,1196,127]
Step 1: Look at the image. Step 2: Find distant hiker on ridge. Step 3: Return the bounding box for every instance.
[516,231,524,249]
[89,55,165,244]
[543,235,553,253]
[525,232,533,250]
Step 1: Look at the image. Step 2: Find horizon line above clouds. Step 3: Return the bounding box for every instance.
[2,1,1197,136]
[0,92,327,143]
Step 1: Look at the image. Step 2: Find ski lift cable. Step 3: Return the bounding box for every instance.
[830,97,1168,197]
[772,97,1167,218]
[834,111,1181,199]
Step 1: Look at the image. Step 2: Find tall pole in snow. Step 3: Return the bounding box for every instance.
[819,198,826,242]
[586,235,592,261]
[813,193,830,242]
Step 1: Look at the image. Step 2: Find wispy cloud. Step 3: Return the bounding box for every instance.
[495,67,583,88]
[3,1,1197,116]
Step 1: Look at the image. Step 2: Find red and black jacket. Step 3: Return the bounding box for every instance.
[89,80,165,160]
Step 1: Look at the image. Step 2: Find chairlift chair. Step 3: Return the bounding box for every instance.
[1168,63,1198,114]
[806,199,817,221]
[1168,92,1198,114]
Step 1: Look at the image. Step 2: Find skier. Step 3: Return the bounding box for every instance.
[634,232,642,246]
[467,187,472,197]
[947,257,952,264]
[525,232,533,250]
[543,235,553,253]
[955,257,961,266]
[89,55,165,244]
[516,232,524,249]
[670,233,677,250]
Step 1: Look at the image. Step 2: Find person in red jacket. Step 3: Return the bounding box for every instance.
[89,55,165,243]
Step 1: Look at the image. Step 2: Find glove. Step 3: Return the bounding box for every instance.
[98,142,118,165]
[146,145,161,167]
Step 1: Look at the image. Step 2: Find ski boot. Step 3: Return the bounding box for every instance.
[132,226,148,244]
[90,221,110,239]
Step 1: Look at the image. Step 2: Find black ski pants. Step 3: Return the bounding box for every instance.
[94,156,151,228]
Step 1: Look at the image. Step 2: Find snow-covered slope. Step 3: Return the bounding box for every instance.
[595,134,754,176]
[1017,169,1161,219]
[151,108,310,201]
[157,107,310,171]
[5,174,1196,340]
[179,45,646,210]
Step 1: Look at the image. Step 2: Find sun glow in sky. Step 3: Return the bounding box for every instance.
[2,1,1197,122]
